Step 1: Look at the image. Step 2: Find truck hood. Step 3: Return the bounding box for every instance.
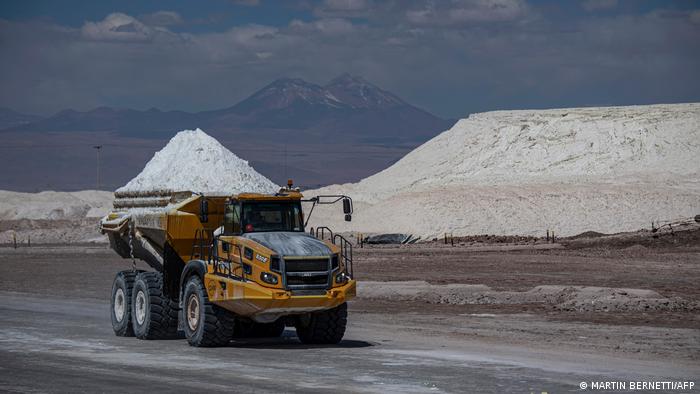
[241,232,331,257]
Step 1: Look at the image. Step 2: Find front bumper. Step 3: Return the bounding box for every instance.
[204,274,356,323]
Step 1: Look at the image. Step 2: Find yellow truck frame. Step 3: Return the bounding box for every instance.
[101,183,356,347]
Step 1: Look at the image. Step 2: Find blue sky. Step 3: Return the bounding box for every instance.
[2,0,695,30]
[1,0,699,118]
[0,0,311,31]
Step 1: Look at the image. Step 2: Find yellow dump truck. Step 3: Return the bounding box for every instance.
[101,181,355,347]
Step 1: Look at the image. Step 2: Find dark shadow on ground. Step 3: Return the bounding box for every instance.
[227,329,375,349]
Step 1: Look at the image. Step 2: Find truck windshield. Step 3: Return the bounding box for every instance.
[241,202,304,233]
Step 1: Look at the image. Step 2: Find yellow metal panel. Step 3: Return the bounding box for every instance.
[204,274,355,318]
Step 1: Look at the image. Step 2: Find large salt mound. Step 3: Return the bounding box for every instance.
[0,190,113,243]
[306,103,700,238]
[0,190,113,221]
[117,128,278,194]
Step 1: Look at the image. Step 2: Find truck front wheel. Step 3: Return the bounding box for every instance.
[131,271,179,340]
[295,302,347,344]
[182,275,235,347]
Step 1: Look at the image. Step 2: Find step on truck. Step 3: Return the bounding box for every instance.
[100,180,356,347]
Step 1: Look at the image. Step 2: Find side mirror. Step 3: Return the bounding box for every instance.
[344,214,352,222]
[200,199,209,223]
[342,198,352,214]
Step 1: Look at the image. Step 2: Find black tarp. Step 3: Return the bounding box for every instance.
[364,233,416,244]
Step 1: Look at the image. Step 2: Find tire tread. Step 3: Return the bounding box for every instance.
[111,270,138,337]
[132,271,180,340]
[296,303,347,344]
[184,276,235,347]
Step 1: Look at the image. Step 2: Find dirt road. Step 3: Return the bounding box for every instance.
[0,244,698,393]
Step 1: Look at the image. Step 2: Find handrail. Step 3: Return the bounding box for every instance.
[217,239,247,282]
[333,233,354,278]
[192,229,246,282]
[191,228,213,261]
[309,226,353,278]
[313,226,334,242]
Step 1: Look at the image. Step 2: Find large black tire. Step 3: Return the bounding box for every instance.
[295,303,347,344]
[182,275,235,347]
[234,320,286,338]
[131,271,179,340]
[111,271,137,337]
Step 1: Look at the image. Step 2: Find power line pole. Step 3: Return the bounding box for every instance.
[93,145,102,190]
[284,141,287,181]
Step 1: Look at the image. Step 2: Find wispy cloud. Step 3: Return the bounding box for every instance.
[1,1,699,118]
[582,0,618,12]
[138,11,184,27]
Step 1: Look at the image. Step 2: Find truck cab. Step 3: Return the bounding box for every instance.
[181,188,356,346]
[220,193,350,295]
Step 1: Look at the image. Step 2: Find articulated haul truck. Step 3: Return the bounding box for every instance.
[101,181,355,347]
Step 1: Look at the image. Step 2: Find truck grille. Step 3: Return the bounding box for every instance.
[284,258,330,290]
[286,275,328,286]
[285,259,329,272]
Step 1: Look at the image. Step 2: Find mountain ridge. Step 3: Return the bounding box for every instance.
[3,74,453,143]
[0,107,43,129]
[0,74,456,190]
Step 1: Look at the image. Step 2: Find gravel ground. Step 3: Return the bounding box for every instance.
[0,233,698,392]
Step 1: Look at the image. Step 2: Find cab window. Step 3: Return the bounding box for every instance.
[241,202,304,233]
[223,202,241,234]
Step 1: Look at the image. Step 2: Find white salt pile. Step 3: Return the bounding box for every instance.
[0,190,113,243]
[306,103,700,238]
[117,128,278,194]
[0,190,113,221]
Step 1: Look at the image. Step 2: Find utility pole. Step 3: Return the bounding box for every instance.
[284,141,288,181]
[93,145,102,190]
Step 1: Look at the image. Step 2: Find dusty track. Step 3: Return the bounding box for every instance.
[351,230,700,329]
[0,243,698,392]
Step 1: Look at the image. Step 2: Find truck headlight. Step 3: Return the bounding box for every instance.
[335,272,348,284]
[260,272,278,285]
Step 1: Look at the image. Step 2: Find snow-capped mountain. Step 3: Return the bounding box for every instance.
[233,78,346,114]
[7,73,453,143]
[208,73,453,140]
[325,73,405,109]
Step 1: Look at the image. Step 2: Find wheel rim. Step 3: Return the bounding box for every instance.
[187,293,200,332]
[114,288,125,323]
[135,290,146,325]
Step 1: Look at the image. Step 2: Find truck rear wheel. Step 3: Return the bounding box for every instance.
[111,271,137,337]
[295,302,347,344]
[183,275,235,347]
[131,271,179,340]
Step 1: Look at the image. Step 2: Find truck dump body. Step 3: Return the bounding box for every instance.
[102,191,225,267]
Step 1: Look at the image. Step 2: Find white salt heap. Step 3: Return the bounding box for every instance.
[0,190,113,243]
[118,128,278,194]
[306,103,700,238]
[0,190,112,220]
